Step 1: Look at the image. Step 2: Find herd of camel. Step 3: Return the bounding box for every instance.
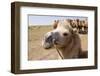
[53,19,88,34]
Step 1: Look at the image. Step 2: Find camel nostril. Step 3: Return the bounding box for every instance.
[53,39,58,45]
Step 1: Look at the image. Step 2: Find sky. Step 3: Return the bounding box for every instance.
[28,15,87,26]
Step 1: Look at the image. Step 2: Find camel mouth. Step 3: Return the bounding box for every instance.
[44,47,52,49]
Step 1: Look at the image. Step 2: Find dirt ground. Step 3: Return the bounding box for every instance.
[28,26,88,60]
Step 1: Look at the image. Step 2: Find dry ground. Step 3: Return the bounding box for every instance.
[28,26,88,60]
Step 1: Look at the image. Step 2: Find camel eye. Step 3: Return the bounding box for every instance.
[63,32,68,36]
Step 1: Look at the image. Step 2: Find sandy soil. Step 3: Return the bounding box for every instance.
[28,26,88,60]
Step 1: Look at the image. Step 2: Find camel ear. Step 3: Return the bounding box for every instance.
[53,20,59,29]
[72,28,78,34]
